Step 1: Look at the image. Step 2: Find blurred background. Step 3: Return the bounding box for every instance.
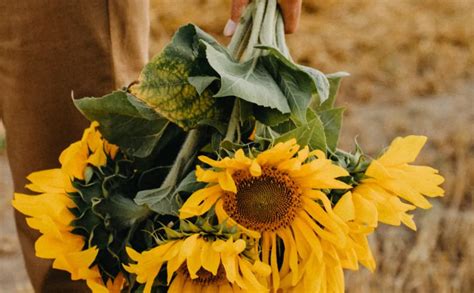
[1,0,473,292]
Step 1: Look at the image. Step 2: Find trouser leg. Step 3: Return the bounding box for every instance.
[0,1,149,291]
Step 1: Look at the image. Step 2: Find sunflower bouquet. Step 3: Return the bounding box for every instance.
[12,1,444,292]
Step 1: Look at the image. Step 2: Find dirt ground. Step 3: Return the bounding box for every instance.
[1,1,473,292]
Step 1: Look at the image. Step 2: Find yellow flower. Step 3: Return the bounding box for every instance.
[60,121,118,180]
[352,136,444,230]
[179,139,373,291]
[12,122,122,292]
[124,235,271,293]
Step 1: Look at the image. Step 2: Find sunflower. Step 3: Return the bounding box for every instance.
[179,139,374,291]
[124,234,271,293]
[12,122,123,292]
[350,136,445,230]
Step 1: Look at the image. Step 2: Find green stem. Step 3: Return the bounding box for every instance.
[224,100,240,142]
[228,2,254,57]
[160,128,201,188]
[234,22,253,61]
[259,0,277,45]
[241,0,267,61]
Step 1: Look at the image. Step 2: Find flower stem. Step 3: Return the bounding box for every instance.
[241,0,267,61]
[224,100,240,142]
[160,128,201,188]
[259,0,277,45]
[228,2,254,58]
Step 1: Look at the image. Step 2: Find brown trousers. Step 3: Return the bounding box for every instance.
[0,1,149,291]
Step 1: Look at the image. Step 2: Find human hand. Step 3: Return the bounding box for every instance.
[224,0,302,36]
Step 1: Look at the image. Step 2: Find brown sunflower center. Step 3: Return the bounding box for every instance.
[179,265,226,286]
[223,166,302,232]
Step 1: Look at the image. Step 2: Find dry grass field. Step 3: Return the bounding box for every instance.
[0,0,473,292]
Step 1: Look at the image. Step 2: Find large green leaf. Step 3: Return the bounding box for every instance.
[131,24,228,130]
[319,107,345,151]
[202,42,291,114]
[259,47,315,124]
[74,90,169,158]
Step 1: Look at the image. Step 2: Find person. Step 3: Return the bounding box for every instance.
[0,0,301,291]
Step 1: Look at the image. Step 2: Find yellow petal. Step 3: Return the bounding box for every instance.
[219,170,237,193]
[87,143,107,167]
[249,160,262,177]
[234,149,252,165]
[196,166,220,183]
[303,197,348,243]
[400,213,417,231]
[201,241,220,275]
[238,258,267,291]
[199,155,226,168]
[59,141,89,180]
[186,237,203,279]
[181,234,199,258]
[179,185,222,219]
[297,146,309,162]
[292,217,323,260]
[278,229,298,286]
[125,247,141,261]
[270,233,280,290]
[333,192,355,222]
[167,242,186,284]
[26,169,74,193]
[352,192,378,227]
[378,136,427,166]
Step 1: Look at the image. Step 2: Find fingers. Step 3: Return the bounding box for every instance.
[224,0,302,36]
[279,0,302,34]
[231,0,250,22]
[224,0,249,36]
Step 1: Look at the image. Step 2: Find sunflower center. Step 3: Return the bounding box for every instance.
[223,166,301,232]
[179,265,226,286]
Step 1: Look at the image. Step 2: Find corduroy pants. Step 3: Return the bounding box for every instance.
[0,1,149,291]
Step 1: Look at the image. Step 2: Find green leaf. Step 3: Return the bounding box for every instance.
[187,76,218,95]
[127,94,162,120]
[239,100,254,124]
[202,42,291,114]
[258,47,315,124]
[134,186,180,216]
[175,171,206,195]
[93,194,151,228]
[319,72,349,111]
[74,90,170,158]
[253,105,290,126]
[131,24,228,130]
[300,65,330,105]
[319,108,345,151]
[197,119,227,135]
[275,116,327,151]
[254,123,280,143]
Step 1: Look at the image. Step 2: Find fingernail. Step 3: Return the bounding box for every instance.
[223,19,237,37]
